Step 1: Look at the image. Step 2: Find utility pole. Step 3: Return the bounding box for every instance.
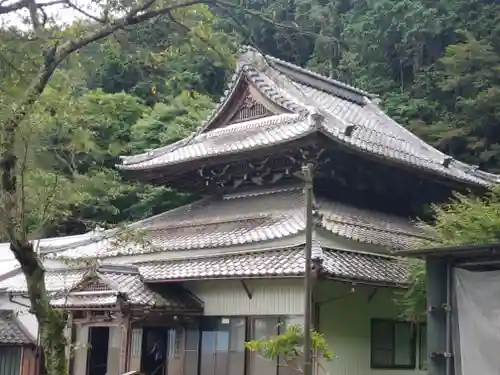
[302,163,314,375]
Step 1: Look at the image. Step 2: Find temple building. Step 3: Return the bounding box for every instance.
[0,46,498,375]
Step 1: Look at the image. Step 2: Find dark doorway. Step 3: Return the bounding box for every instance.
[87,327,110,375]
[141,327,169,375]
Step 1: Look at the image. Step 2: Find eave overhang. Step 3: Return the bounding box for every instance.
[118,47,500,188]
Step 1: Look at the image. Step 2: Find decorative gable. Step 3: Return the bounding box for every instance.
[227,91,273,125]
[203,77,289,132]
[71,276,112,293]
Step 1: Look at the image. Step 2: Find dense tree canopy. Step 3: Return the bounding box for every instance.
[3,0,498,237]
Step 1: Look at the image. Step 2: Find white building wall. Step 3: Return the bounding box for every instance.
[316,281,425,375]
[185,279,304,316]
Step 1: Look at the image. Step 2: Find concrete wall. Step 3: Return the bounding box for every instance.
[316,281,425,375]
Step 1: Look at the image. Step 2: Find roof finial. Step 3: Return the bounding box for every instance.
[344,124,357,137]
[442,157,453,168]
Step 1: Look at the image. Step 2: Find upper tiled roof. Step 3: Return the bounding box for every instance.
[139,247,409,286]
[45,186,427,260]
[0,310,34,345]
[118,47,499,186]
[0,265,202,311]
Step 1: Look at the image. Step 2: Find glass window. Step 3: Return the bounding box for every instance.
[200,331,216,375]
[419,323,427,370]
[249,317,279,375]
[228,318,246,375]
[279,316,303,375]
[371,319,416,369]
[184,327,200,375]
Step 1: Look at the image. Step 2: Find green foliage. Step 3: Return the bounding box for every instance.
[245,324,334,369]
[131,91,214,151]
[423,186,500,246]
[399,186,500,321]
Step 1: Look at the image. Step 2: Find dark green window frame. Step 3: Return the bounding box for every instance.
[370,319,417,370]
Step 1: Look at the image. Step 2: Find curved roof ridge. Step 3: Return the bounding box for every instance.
[263,52,377,100]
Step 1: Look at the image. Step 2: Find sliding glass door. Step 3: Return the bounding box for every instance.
[199,318,246,375]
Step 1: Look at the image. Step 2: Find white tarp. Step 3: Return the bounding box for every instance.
[454,268,500,375]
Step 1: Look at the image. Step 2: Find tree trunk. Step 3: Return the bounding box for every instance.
[12,242,68,375]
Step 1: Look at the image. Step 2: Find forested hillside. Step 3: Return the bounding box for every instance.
[2,0,499,238]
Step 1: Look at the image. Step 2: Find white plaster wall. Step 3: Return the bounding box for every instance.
[316,281,425,375]
[185,279,304,316]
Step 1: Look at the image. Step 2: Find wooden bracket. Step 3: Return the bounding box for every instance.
[240,280,253,299]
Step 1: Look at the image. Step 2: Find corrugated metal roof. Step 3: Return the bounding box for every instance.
[138,247,408,285]
[46,186,426,259]
[0,310,34,345]
[119,47,499,186]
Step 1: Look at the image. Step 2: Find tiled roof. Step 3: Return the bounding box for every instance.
[46,186,427,259]
[139,248,305,281]
[318,199,428,250]
[119,47,499,186]
[139,247,409,285]
[0,310,34,345]
[0,265,202,311]
[321,249,408,285]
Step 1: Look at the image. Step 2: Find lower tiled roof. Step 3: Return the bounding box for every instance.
[321,249,408,284]
[0,310,34,345]
[47,186,427,259]
[139,247,409,286]
[139,248,305,281]
[0,265,202,311]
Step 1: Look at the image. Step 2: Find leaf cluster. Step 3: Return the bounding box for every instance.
[245,324,334,366]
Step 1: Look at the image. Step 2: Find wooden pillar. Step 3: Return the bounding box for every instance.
[119,314,131,374]
[427,257,452,375]
[65,312,73,373]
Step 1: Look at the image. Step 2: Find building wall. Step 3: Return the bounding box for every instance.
[316,281,425,375]
[20,346,38,375]
[0,296,38,339]
[185,279,304,316]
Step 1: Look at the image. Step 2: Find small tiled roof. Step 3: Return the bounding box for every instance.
[0,265,202,311]
[119,47,499,186]
[321,249,408,285]
[0,310,34,345]
[138,247,409,286]
[46,186,427,260]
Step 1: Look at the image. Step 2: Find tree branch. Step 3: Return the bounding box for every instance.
[63,0,106,23]
[0,0,64,15]
[53,0,212,67]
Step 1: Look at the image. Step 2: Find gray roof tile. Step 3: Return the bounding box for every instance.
[0,266,202,311]
[139,248,305,281]
[139,247,409,285]
[0,310,34,345]
[119,48,498,186]
[47,187,426,259]
[321,249,408,284]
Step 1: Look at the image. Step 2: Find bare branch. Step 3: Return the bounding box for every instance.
[63,0,106,23]
[166,9,230,66]
[53,0,212,66]
[0,0,64,15]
